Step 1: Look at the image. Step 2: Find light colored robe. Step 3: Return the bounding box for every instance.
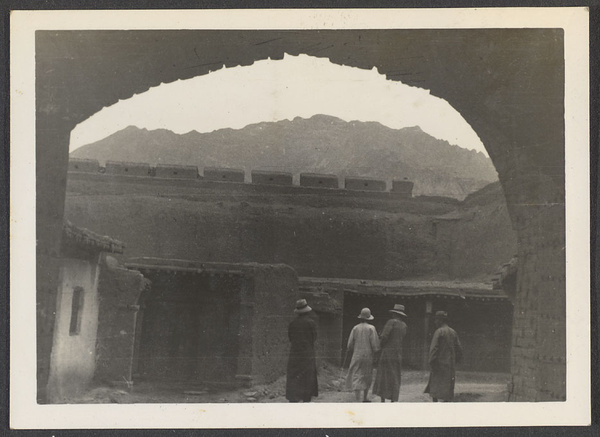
[345,322,379,391]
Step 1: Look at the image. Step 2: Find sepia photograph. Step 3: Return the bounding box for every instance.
[9,7,591,428]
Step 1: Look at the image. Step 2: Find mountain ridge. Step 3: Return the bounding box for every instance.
[71,115,497,199]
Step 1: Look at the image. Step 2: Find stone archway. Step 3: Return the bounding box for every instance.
[35,29,565,402]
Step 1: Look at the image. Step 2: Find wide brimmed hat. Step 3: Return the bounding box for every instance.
[358,307,374,320]
[434,310,448,319]
[389,304,408,317]
[294,299,312,314]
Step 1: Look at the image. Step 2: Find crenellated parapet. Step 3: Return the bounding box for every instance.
[155,164,199,180]
[204,166,245,183]
[251,170,293,186]
[105,161,151,177]
[300,173,339,189]
[67,158,414,197]
[344,176,386,192]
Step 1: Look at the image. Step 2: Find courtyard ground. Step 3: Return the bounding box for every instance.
[76,363,510,404]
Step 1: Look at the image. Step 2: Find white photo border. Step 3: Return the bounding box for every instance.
[9,7,591,429]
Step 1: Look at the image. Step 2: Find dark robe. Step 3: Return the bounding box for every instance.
[373,318,407,401]
[285,312,318,402]
[424,323,463,401]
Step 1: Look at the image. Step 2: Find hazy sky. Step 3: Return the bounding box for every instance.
[69,54,487,156]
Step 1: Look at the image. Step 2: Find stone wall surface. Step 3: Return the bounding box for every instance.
[509,205,565,401]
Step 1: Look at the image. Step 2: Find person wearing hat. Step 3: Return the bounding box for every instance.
[345,308,380,402]
[285,299,319,402]
[424,310,463,402]
[373,304,408,402]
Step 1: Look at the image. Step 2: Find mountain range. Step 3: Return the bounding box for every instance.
[70,114,498,199]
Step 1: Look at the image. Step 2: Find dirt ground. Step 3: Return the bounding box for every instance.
[76,363,510,404]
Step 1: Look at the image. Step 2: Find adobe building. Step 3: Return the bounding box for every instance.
[63,161,518,381]
[300,277,513,373]
[125,258,299,387]
[46,221,147,403]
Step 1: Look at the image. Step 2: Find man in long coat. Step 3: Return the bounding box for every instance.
[424,311,463,402]
[373,304,408,402]
[345,308,380,402]
[286,299,318,402]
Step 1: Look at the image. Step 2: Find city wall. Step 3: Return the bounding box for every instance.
[66,162,517,283]
[68,159,415,197]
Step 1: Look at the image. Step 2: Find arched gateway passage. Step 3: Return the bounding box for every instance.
[36,29,565,402]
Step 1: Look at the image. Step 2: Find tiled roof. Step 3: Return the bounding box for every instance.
[62,220,125,254]
[299,277,508,301]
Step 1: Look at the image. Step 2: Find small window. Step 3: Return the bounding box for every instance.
[69,286,84,336]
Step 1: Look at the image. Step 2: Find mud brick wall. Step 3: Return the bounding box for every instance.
[94,259,148,388]
[248,264,299,385]
[313,312,344,366]
[299,289,344,366]
[509,205,565,401]
[64,172,518,281]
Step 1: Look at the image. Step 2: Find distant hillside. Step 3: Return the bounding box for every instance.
[71,115,498,199]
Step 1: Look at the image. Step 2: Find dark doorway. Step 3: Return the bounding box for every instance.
[137,271,242,385]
